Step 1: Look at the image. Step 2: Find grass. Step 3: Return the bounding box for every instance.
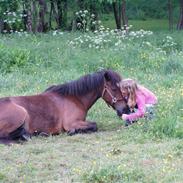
[129,19,170,31]
[101,13,177,31]
[0,133,183,182]
[0,28,183,182]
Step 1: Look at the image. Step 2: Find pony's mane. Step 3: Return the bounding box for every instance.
[45,70,121,96]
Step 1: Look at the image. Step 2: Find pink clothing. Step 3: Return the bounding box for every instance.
[124,85,157,121]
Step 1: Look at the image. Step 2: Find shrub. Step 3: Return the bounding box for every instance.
[74,10,102,32]
[0,44,30,73]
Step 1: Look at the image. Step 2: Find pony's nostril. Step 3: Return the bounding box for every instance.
[117,110,122,117]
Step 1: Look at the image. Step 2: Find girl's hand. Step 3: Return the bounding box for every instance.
[122,114,128,121]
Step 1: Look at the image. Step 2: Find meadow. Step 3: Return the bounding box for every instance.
[0,27,183,182]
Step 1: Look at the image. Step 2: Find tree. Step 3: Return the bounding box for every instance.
[177,0,183,29]
[108,0,128,30]
[56,0,63,28]
[168,0,173,31]
[37,0,48,32]
[121,0,128,30]
[112,1,122,29]
[49,0,59,28]
[23,0,33,32]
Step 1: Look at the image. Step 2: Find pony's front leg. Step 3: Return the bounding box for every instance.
[67,121,97,136]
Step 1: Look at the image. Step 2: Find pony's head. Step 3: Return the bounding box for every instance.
[44,69,129,116]
[102,70,129,116]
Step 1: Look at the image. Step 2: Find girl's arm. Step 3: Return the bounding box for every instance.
[122,95,146,121]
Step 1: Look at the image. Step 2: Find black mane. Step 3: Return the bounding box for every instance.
[45,70,121,96]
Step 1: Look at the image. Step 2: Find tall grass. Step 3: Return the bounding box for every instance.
[0,31,183,138]
[0,30,183,182]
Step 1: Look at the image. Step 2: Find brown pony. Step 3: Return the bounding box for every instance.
[0,70,128,142]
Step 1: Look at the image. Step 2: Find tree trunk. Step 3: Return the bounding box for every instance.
[119,1,122,27]
[49,0,54,29]
[90,0,98,19]
[32,0,38,33]
[62,0,67,29]
[90,1,99,31]
[121,0,128,30]
[56,0,62,28]
[112,1,121,29]
[55,0,68,29]
[177,0,183,29]
[50,0,59,29]
[71,0,79,31]
[0,19,4,33]
[24,0,33,32]
[37,0,47,32]
[168,0,173,31]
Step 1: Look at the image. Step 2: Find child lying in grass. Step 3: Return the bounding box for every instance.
[118,79,158,126]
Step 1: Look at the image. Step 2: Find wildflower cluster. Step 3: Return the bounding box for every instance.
[51,30,64,36]
[161,36,177,52]
[129,29,153,38]
[68,28,153,50]
[2,10,25,33]
[75,10,102,32]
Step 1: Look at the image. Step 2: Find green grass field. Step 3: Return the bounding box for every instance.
[0,27,183,182]
[101,14,176,31]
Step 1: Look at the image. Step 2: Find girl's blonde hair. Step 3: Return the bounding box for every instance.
[118,78,138,110]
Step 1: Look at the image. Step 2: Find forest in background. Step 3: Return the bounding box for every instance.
[0,0,183,33]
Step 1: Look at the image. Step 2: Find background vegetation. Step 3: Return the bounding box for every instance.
[0,0,183,182]
[0,0,183,33]
[0,29,183,182]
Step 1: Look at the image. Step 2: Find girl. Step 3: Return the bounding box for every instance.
[118,79,158,126]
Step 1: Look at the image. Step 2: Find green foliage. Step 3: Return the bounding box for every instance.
[0,0,23,32]
[0,44,30,73]
[127,0,178,20]
[0,0,181,33]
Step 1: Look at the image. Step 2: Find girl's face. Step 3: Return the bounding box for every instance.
[121,88,129,98]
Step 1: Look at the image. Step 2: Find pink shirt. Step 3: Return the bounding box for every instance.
[124,85,158,121]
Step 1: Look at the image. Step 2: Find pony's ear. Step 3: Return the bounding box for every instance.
[104,71,111,81]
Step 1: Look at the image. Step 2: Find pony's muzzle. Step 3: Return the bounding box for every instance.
[116,107,131,117]
[116,109,123,117]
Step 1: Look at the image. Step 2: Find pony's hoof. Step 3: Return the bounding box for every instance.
[39,132,49,137]
[21,134,31,141]
[67,129,76,136]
